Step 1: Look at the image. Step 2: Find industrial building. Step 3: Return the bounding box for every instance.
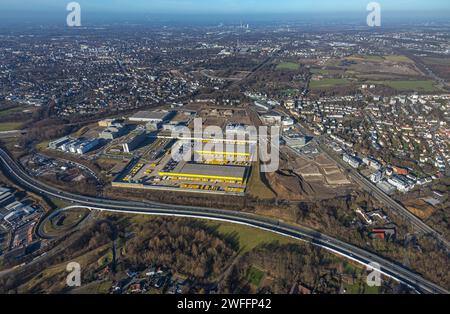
[282,117,294,127]
[59,138,101,155]
[283,132,307,148]
[194,144,253,163]
[122,131,147,153]
[98,118,118,127]
[129,110,174,124]
[112,138,251,196]
[68,140,83,153]
[162,121,186,132]
[0,187,15,208]
[254,101,271,111]
[260,112,282,125]
[225,123,256,137]
[0,188,35,223]
[48,136,71,150]
[99,123,126,140]
[159,163,248,184]
[76,139,101,154]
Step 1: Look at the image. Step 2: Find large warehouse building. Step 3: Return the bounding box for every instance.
[122,131,147,153]
[129,110,174,124]
[194,143,254,162]
[159,163,248,184]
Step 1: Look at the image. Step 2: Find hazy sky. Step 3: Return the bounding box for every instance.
[2,0,450,14]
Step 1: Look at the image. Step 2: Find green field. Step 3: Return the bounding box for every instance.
[126,214,298,254]
[281,88,299,96]
[18,244,111,293]
[42,207,90,237]
[347,55,384,62]
[311,68,346,75]
[374,80,438,92]
[423,57,450,66]
[276,62,300,71]
[49,197,71,209]
[246,163,276,199]
[310,78,350,89]
[36,140,50,151]
[246,266,265,286]
[344,282,381,294]
[0,122,23,132]
[310,68,329,75]
[72,280,113,294]
[207,221,298,254]
[0,107,24,117]
[383,55,414,63]
[97,251,114,267]
[347,55,413,64]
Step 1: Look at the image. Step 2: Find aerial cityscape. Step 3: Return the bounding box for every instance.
[0,0,448,303]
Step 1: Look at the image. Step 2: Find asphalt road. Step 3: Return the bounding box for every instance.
[0,148,448,294]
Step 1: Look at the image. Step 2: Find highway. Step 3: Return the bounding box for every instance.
[0,148,448,294]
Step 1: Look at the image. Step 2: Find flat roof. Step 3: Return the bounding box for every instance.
[122,130,146,144]
[160,163,247,181]
[194,144,254,157]
[130,110,171,121]
[0,187,11,194]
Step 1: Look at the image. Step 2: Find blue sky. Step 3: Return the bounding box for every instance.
[2,0,450,14]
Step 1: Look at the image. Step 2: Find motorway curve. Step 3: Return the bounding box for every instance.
[0,148,447,294]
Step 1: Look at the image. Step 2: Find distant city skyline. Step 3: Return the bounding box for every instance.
[1,0,450,15]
